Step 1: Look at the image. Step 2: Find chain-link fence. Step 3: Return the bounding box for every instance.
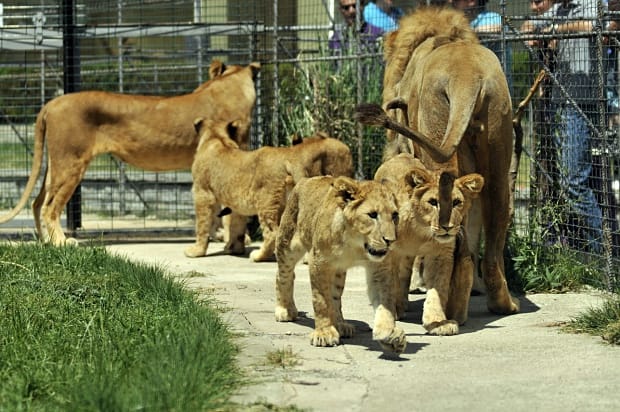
[0,0,618,283]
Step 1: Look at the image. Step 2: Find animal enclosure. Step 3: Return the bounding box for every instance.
[0,0,618,284]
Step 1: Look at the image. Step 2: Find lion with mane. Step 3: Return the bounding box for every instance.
[0,60,259,246]
[356,6,519,315]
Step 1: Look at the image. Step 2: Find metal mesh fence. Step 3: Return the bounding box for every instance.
[0,0,619,283]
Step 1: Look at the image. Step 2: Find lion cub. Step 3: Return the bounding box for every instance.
[185,120,353,261]
[274,175,407,353]
[374,154,484,336]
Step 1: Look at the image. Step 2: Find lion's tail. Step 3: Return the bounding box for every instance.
[0,105,46,224]
[356,77,483,165]
[440,77,483,159]
[356,102,453,163]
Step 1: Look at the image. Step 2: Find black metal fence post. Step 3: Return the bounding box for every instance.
[62,0,82,233]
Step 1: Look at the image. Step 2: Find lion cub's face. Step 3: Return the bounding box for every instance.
[334,177,399,262]
[406,168,484,244]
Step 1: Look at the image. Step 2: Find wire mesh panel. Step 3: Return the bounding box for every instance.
[0,0,619,285]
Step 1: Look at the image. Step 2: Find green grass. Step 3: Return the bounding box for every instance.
[0,242,242,411]
[506,228,620,346]
[564,296,620,345]
[0,142,146,173]
[0,143,33,169]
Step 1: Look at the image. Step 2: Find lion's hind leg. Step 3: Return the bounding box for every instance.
[40,161,88,246]
[480,177,520,315]
[223,212,248,255]
[32,172,47,241]
[333,270,355,338]
[274,236,304,322]
[395,254,415,319]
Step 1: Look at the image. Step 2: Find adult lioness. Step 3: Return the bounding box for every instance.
[374,154,483,335]
[356,6,519,315]
[274,175,405,353]
[0,60,260,246]
[185,120,353,261]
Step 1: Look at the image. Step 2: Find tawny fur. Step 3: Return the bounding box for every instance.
[365,6,520,315]
[186,122,353,261]
[0,60,260,246]
[274,175,406,353]
[382,6,479,149]
[374,154,483,335]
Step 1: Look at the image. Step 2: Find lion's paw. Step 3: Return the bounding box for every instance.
[337,321,355,338]
[310,326,340,347]
[426,320,459,336]
[65,237,79,246]
[488,295,520,315]
[184,245,206,258]
[275,305,298,322]
[375,326,407,354]
[249,249,272,262]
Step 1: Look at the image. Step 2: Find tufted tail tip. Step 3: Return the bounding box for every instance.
[354,103,389,127]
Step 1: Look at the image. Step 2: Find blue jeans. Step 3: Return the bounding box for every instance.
[554,105,603,253]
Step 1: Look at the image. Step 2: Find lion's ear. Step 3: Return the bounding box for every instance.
[404,167,432,189]
[331,176,359,204]
[249,62,261,79]
[193,118,204,134]
[456,173,485,196]
[291,133,303,145]
[226,121,240,140]
[209,60,227,79]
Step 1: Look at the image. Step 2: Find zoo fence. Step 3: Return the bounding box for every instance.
[0,0,618,287]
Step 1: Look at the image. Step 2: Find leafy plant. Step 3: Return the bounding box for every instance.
[276,46,386,178]
[506,225,605,294]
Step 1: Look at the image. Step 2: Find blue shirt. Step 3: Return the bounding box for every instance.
[470,10,502,30]
[363,2,403,32]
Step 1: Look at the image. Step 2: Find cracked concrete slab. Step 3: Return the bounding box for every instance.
[107,241,620,412]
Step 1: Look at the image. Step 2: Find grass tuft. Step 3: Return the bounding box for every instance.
[563,296,620,345]
[264,346,301,369]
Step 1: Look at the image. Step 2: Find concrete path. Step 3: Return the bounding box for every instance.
[106,241,620,412]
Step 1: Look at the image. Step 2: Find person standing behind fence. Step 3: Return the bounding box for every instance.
[538,0,608,253]
[521,0,561,225]
[329,0,384,52]
[363,0,404,32]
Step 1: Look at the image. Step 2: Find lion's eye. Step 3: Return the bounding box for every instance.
[392,212,399,222]
[429,199,438,207]
[368,211,378,219]
[453,199,462,207]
